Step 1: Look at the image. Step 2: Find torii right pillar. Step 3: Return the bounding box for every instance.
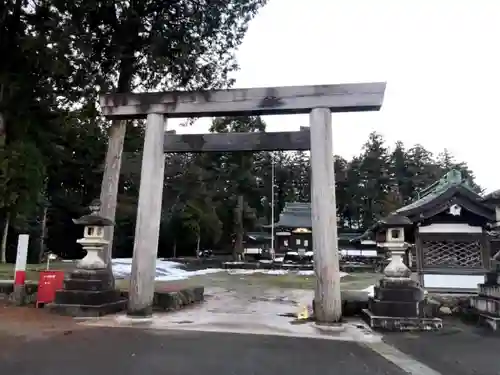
[309,107,342,323]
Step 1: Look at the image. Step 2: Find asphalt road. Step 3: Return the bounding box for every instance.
[0,328,407,375]
[384,318,500,375]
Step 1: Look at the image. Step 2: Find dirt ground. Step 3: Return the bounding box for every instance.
[115,271,382,292]
[0,301,90,356]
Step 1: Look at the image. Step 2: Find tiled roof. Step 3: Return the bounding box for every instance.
[274,202,312,228]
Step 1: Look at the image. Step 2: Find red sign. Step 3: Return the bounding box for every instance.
[36,271,65,307]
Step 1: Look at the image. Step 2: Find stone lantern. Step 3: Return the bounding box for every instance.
[72,199,113,270]
[363,214,442,331]
[481,189,500,273]
[379,214,413,280]
[48,199,127,317]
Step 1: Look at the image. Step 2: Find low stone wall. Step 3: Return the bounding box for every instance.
[120,286,204,311]
[0,282,38,304]
[315,291,476,320]
[0,281,204,313]
[427,293,476,319]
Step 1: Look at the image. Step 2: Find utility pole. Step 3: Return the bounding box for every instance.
[309,107,342,323]
[270,152,275,257]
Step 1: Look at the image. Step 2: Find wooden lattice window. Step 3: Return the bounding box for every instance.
[422,240,482,268]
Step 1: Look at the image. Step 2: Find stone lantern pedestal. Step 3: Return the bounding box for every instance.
[362,214,442,331]
[48,200,127,317]
[470,190,500,331]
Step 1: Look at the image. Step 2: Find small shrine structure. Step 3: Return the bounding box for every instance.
[362,170,495,293]
[264,201,370,256]
[267,202,313,253]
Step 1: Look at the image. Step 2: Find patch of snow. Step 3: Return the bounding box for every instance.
[274,257,284,262]
[297,270,315,276]
[111,258,223,281]
[264,270,289,275]
[340,249,378,257]
[227,269,348,278]
[363,285,375,297]
[258,260,274,264]
[244,248,261,254]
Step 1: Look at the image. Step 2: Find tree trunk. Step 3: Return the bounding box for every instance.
[0,113,5,147]
[38,205,48,263]
[196,234,201,257]
[99,120,127,283]
[173,240,177,258]
[0,84,6,148]
[98,60,134,285]
[233,195,244,262]
[1,212,11,264]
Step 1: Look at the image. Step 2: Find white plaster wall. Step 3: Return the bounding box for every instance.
[418,223,482,234]
[340,249,378,257]
[423,274,483,289]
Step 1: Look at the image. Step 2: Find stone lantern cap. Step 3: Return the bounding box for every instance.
[72,199,114,227]
[482,189,500,205]
[375,214,412,230]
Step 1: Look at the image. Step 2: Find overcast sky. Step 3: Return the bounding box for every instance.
[171,0,500,192]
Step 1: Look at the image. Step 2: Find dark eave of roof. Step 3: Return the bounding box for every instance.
[396,185,494,222]
[357,184,495,239]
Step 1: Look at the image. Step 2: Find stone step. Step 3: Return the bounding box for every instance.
[484,271,500,286]
[362,308,443,331]
[54,289,121,306]
[63,279,110,291]
[378,278,420,289]
[478,284,500,299]
[374,286,424,302]
[67,269,113,283]
[47,299,127,317]
[369,299,421,318]
[470,296,500,317]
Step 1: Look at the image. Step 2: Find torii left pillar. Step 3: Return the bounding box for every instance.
[127,113,166,317]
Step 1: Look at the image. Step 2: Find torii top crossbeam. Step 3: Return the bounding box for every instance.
[99,82,386,119]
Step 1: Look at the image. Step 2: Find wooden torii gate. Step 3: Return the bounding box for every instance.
[99,83,386,323]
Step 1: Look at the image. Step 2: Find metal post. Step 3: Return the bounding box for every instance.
[271,152,275,256]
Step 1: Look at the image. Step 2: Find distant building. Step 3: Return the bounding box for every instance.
[262,202,366,254]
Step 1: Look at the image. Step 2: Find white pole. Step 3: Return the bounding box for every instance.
[14,234,29,305]
[271,153,275,257]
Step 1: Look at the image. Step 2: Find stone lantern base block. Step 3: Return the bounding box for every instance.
[374,286,425,301]
[470,273,500,332]
[477,314,500,332]
[48,268,127,318]
[362,277,442,331]
[362,309,443,331]
[484,271,500,285]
